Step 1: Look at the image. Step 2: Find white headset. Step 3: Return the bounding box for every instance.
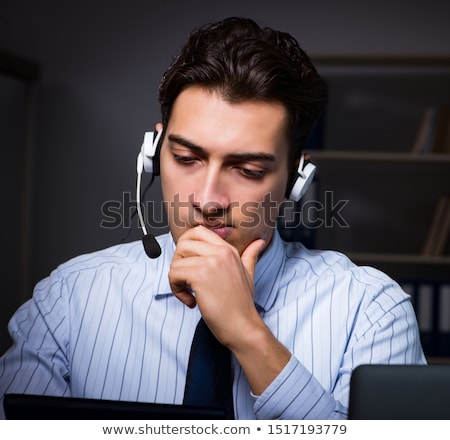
[136,130,316,201]
[288,153,316,202]
[135,130,316,257]
[135,131,163,258]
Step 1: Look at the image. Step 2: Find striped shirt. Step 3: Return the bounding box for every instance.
[0,230,426,419]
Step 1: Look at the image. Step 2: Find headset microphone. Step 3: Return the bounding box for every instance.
[136,131,163,258]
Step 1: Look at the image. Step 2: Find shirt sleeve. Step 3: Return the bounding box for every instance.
[253,283,426,420]
[254,356,347,419]
[0,269,71,419]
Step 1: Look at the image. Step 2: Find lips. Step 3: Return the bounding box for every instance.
[199,221,233,239]
[206,225,233,239]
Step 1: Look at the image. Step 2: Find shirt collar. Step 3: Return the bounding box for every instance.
[253,229,285,311]
[153,230,286,312]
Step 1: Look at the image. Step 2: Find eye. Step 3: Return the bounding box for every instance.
[173,154,198,165]
[238,167,266,179]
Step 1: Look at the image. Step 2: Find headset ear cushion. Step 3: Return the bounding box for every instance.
[141,131,162,175]
[288,161,316,201]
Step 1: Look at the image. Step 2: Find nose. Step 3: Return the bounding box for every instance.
[191,166,230,216]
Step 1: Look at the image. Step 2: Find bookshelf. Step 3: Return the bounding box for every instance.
[305,56,450,363]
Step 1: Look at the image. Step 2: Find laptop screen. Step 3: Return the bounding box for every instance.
[3,394,232,420]
[348,364,450,420]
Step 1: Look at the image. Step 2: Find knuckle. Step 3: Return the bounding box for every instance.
[216,244,236,261]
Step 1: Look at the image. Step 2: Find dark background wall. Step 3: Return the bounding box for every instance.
[1,0,450,352]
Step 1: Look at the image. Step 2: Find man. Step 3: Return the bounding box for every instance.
[0,17,425,419]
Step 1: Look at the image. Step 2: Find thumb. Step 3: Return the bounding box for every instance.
[241,238,266,281]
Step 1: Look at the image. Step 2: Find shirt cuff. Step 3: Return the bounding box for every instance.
[253,356,343,419]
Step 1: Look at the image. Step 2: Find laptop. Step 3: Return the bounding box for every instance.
[3,394,232,420]
[348,364,450,420]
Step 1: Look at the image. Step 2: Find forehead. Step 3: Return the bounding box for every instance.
[166,86,289,157]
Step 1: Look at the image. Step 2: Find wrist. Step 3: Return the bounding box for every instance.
[229,319,291,395]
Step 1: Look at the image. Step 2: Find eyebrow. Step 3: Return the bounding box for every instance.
[167,134,276,163]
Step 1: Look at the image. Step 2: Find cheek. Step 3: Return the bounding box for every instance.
[161,175,177,201]
[232,195,282,231]
[160,159,182,201]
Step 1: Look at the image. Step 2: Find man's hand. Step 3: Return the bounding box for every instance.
[168,225,265,347]
[168,225,291,395]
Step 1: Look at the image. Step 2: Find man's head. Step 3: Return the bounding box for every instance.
[159,17,327,168]
[157,17,326,254]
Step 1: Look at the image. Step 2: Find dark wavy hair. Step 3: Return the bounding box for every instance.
[159,17,327,167]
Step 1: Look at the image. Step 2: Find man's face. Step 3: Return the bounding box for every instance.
[160,86,290,255]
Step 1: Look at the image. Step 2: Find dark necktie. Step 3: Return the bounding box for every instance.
[183,318,234,417]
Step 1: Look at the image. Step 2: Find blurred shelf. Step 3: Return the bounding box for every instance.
[347,253,450,282]
[305,150,450,163]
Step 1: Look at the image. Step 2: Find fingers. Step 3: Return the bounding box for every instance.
[174,236,227,259]
[172,289,197,309]
[169,260,199,309]
[172,225,240,261]
[169,225,265,311]
[241,239,266,282]
[177,225,230,247]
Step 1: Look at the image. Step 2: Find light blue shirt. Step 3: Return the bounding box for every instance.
[0,231,426,419]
